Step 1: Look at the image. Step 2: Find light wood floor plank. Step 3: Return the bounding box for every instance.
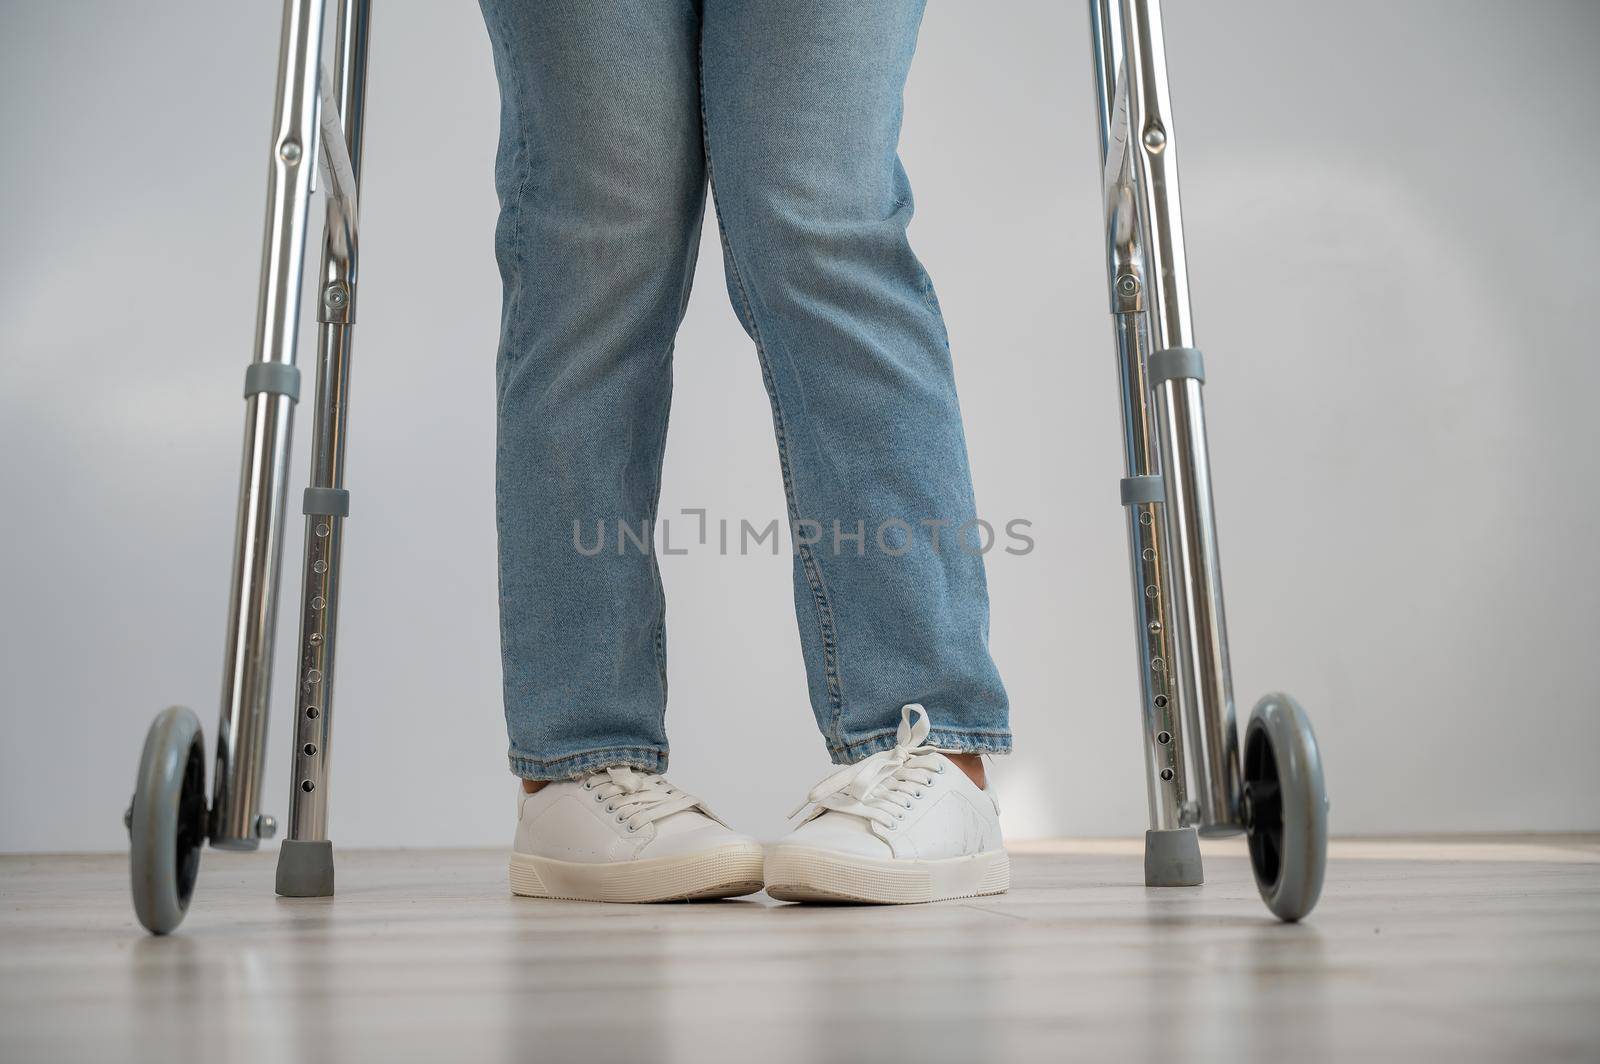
[2,839,1596,1063]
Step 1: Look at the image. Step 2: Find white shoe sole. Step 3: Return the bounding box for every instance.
[509,842,766,903]
[764,845,1010,904]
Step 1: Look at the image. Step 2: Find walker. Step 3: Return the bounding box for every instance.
[124,0,1328,933]
[1087,0,1328,918]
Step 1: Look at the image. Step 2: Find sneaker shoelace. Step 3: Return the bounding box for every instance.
[581,767,701,833]
[789,704,947,831]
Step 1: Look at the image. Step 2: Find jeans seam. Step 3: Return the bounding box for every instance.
[488,3,531,411]
[648,172,706,734]
[697,52,846,742]
[489,0,524,746]
[646,368,674,725]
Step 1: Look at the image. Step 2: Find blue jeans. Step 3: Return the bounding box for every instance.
[480,0,1009,779]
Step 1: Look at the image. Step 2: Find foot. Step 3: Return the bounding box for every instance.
[765,705,1009,904]
[510,767,765,903]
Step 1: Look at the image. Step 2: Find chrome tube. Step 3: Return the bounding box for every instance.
[1115,317,1187,830]
[285,329,350,842]
[1090,0,1117,158]
[211,0,328,849]
[1152,375,1239,832]
[1119,0,1243,833]
[1089,0,1186,832]
[1117,0,1193,351]
[286,0,371,843]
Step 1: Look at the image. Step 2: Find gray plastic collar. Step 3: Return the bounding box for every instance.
[302,487,350,518]
[1120,475,1165,506]
[243,363,302,402]
[1147,347,1206,388]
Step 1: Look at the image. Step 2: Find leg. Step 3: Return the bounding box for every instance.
[132,0,328,933]
[277,0,372,899]
[213,0,328,849]
[699,0,1008,762]
[1088,0,1200,885]
[479,0,705,779]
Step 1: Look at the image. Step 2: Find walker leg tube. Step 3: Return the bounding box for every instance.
[1088,0,1195,868]
[210,0,328,849]
[1118,0,1244,835]
[285,324,353,846]
[1150,370,1241,833]
[279,0,371,897]
[1114,320,1188,835]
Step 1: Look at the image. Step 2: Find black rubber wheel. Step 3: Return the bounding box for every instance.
[128,706,208,934]
[1242,693,1328,922]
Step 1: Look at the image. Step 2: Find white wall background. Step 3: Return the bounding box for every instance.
[3,0,1597,853]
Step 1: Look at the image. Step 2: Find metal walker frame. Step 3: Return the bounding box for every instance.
[127,0,369,931]
[125,0,1327,934]
[1088,0,1327,911]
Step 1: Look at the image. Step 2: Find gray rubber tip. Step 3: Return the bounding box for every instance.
[1144,827,1204,887]
[275,839,335,897]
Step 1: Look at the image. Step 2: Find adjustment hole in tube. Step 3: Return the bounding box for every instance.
[306,706,318,719]
[1160,768,1175,782]
[1154,694,1169,709]
[303,743,317,757]
[301,780,315,792]
[1157,731,1172,745]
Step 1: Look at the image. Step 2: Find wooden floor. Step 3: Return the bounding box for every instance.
[2,837,1597,1063]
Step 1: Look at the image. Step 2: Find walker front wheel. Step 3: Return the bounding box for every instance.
[127,706,208,934]
[1242,693,1328,922]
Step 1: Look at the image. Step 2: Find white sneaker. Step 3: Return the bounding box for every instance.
[766,705,1009,904]
[510,767,765,903]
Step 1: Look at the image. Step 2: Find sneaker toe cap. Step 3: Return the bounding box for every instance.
[645,824,760,860]
[781,817,892,860]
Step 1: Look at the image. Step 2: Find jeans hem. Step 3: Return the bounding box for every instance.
[509,745,668,781]
[828,728,1013,765]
